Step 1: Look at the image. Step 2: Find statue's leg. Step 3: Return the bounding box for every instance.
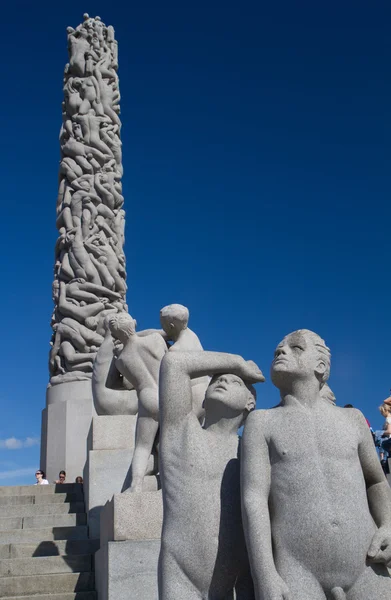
[346,563,391,600]
[128,397,159,493]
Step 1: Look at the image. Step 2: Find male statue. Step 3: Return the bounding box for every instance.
[139,303,209,419]
[108,313,167,492]
[158,350,265,599]
[241,329,391,600]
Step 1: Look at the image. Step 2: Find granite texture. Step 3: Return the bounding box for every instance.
[85,447,155,539]
[100,490,162,546]
[90,415,137,450]
[159,351,264,599]
[241,329,391,600]
[96,539,160,600]
[42,383,93,482]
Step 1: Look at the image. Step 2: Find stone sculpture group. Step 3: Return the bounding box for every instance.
[92,303,208,493]
[92,300,391,599]
[49,14,126,387]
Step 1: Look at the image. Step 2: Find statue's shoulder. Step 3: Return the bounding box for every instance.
[246,407,278,426]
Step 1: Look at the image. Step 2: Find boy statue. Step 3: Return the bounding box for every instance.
[159,350,265,599]
[241,329,391,600]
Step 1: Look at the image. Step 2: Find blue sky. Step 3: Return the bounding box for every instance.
[0,1,390,485]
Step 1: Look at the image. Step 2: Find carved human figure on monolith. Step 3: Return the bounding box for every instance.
[158,350,265,599]
[241,329,391,600]
[108,313,167,492]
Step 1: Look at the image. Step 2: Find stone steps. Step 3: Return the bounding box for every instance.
[0,527,88,545]
[0,514,86,531]
[2,594,96,600]
[0,485,82,497]
[0,572,94,597]
[0,484,96,599]
[0,540,99,559]
[0,554,92,577]
[0,503,85,518]
[0,494,82,507]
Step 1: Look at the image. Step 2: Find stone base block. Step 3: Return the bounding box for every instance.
[95,539,160,600]
[86,447,157,539]
[41,381,93,483]
[100,490,162,546]
[90,415,137,451]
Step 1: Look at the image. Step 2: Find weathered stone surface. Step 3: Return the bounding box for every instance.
[3,594,96,600]
[22,514,86,529]
[95,540,159,600]
[8,539,99,558]
[0,484,81,497]
[241,329,391,599]
[90,416,137,451]
[34,493,83,505]
[100,490,162,546]
[0,519,22,531]
[43,385,93,483]
[86,448,156,539]
[0,502,84,518]
[0,526,88,545]
[0,571,94,597]
[0,554,92,577]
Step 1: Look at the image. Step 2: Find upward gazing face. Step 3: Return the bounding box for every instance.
[204,374,255,416]
[271,331,325,388]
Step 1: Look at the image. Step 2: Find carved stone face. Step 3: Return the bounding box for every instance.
[204,374,254,415]
[271,331,326,388]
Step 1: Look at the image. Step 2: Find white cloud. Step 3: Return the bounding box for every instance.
[0,437,40,450]
[0,467,36,480]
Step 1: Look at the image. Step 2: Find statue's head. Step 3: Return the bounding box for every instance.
[271,329,330,391]
[108,313,137,343]
[160,304,189,338]
[204,373,256,424]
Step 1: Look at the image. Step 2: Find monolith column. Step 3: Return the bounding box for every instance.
[41,14,127,482]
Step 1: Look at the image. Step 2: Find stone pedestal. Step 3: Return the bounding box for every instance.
[95,540,160,600]
[96,491,162,600]
[40,380,94,483]
[85,415,158,539]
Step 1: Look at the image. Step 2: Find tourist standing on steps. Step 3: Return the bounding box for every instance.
[35,470,49,485]
[54,470,66,483]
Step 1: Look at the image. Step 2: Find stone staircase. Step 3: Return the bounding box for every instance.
[0,484,98,600]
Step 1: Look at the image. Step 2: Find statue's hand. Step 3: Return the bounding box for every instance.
[368,527,391,566]
[237,359,265,384]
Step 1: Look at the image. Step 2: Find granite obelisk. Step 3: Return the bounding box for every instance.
[41,14,127,481]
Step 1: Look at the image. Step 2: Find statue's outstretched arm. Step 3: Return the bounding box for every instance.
[159,351,263,427]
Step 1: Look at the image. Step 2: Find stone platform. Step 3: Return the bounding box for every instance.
[96,491,162,600]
